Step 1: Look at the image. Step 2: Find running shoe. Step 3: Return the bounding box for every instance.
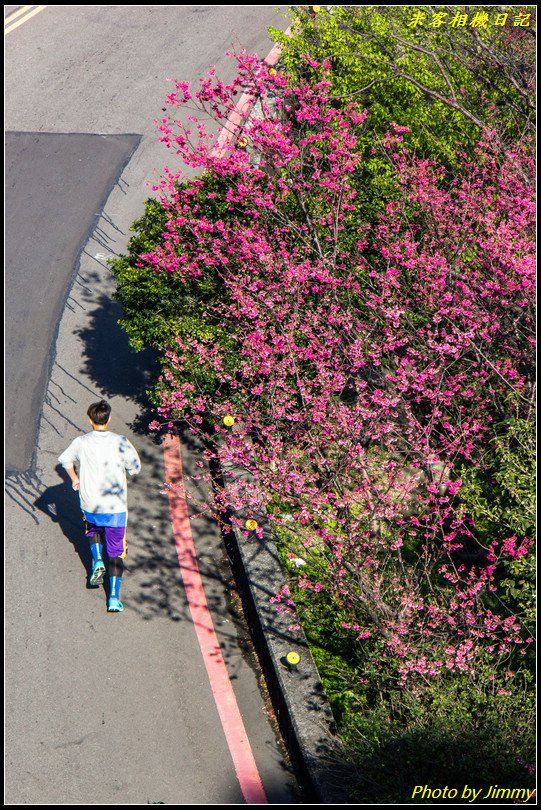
[107,598,124,613]
[89,560,106,587]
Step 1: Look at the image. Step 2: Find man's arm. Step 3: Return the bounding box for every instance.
[64,465,80,491]
[59,437,81,490]
[122,437,141,476]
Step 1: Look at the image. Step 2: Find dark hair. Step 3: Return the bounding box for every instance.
[87,400,111,425]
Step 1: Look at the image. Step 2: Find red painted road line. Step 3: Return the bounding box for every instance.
[263,29,291,67]
[212,89,255,157]
[211,26,291,159]
[163,433,268,805]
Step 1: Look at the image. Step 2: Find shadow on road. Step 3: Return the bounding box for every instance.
[33,464,92,579]
[74,280,161,438]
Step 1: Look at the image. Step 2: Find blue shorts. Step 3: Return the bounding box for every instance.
[84,520,128,559]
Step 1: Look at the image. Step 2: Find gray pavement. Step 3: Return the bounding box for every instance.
[5,6,299,804]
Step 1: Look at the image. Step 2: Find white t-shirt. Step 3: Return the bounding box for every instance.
[59,430,141,516]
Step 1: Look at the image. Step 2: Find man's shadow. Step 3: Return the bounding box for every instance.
[34,465,96,587]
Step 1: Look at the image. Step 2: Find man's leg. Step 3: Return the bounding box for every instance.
[108,556,124,609]
[104,526,127,612]
[85,521,106,587]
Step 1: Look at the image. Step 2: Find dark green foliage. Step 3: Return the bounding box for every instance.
[279,542,536,803]
[457,414,536,626]
[109,198,177,352]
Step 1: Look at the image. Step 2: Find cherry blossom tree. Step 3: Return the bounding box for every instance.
[130,51,535,684]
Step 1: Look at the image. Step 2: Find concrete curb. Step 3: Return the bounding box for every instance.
[212,453,348,804]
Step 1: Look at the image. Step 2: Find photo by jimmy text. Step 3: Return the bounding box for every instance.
[411,785,536,803]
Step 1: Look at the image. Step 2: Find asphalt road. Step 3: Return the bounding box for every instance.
[5,130,141,472]
[5,5,299,804]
